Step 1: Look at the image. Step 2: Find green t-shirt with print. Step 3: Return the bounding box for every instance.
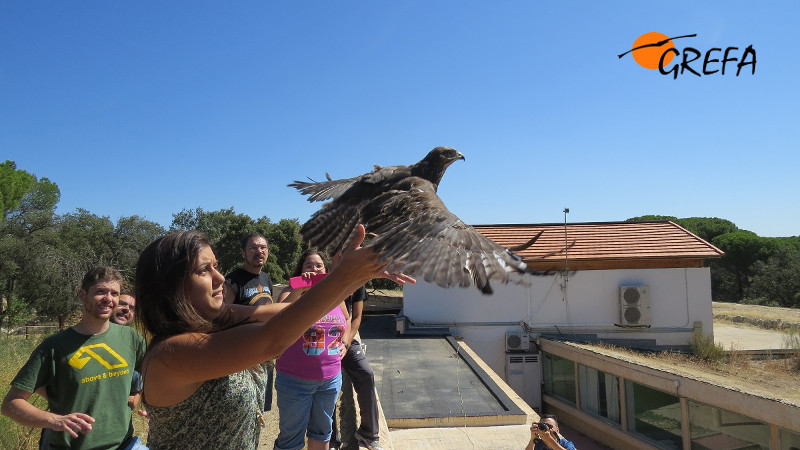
[11,323,146,449]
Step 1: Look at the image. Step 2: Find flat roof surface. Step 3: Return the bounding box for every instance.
[360,315,527,427]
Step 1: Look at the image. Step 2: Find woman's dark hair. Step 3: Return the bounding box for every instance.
[290,249,329,278]
[135,230,215,343]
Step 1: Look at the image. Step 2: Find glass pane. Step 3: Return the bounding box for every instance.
[625,380,682,449]
[542,352,575,404]
[578,364,621,424]
[688,400,769,450]
[780,427,800,450]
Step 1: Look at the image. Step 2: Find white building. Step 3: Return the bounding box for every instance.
[399,220,724,411]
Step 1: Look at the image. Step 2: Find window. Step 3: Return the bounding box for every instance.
[780,427,800,450]
[542,352,576,404]
[688,400,769,450]
[625,380,682,449]
[578,364,620,424]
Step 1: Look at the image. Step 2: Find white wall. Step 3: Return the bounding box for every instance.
[403,267,713,380]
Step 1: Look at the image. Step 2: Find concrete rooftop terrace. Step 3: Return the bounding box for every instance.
[358,314,610,449]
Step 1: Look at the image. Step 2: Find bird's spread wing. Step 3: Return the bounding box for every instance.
[289,164,409,203]
[289,176,361,203]
[301,176,528,294]
[364,179,528,294]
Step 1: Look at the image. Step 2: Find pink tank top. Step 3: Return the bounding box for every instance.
[276,305,347,381]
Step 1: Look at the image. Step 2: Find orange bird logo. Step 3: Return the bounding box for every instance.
[619,32,697,69]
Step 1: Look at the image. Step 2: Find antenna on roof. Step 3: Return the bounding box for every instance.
[563,208,570,277]
[562,208,572,324]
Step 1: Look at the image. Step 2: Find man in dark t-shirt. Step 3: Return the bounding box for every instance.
[224,232,275,411]
[224,232,274,306]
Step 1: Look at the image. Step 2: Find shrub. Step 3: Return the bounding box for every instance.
[784,329,800,371]
[690,330,726,363]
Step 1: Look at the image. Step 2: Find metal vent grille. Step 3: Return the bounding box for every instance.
[623,306,642,323]
[622,287,641,304]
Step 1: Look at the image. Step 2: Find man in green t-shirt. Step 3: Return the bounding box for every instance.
[1,267,146,449]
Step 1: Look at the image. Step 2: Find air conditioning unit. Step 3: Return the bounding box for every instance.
[506,353,542,410]
[619,285,651,326]
[505,332,530,352]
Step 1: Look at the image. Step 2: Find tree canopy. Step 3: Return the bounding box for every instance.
[627,215,800,304]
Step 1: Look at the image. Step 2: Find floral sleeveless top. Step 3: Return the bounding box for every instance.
[145,366,267,449]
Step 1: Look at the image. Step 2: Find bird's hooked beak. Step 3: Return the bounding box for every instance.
[441,150,465,169]
[448,151,465,163]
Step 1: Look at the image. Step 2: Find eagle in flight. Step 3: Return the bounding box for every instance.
[290,147,544,295]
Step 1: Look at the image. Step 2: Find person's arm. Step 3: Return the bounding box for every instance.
[338,301,350,358]
[277,271,318,304]
[525,423,536,450]
[143,225,415,407]
[345,299,363,346]
[127,392,141,410]
[1,387,95,438]
[215,303,290,326]
[223,280,236,304]
[277,285,307,304]
[536,429,567,450]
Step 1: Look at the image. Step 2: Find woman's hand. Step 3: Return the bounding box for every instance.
[334,225,416,286]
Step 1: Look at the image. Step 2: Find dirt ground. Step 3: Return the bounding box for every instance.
[713,301,800,323]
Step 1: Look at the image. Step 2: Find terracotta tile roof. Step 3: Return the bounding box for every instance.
[473,221,725,270]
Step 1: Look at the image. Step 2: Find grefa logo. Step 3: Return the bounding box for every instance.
[68,343,129,370]
[618,32,756,79]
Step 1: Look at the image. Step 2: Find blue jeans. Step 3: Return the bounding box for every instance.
[274,371,342,450]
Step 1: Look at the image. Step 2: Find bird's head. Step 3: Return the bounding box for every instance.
[429,146,465,167]
[412,146,465,187]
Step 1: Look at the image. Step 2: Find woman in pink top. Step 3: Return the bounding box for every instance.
[275,249,348,450]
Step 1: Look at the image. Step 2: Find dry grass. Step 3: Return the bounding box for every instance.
[713,301,800,324]
[586,340,800,406]
[582,302,800,408]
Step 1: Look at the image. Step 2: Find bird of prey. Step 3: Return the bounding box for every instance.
[289,146,543,295]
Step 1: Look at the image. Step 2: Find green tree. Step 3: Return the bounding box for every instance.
[748,247,800,307]
[0,161,36,220]
[4,177,60,236]
[19,209,118,317]
[626,215,678,223]
[674,217,739,243]
[112,215,166,287]
[0,172,61,324]
[263,218,303,284]
[712,231,774,301]
[626,216,739,243]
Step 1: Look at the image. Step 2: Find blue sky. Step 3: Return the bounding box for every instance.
[2,2,798,237]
